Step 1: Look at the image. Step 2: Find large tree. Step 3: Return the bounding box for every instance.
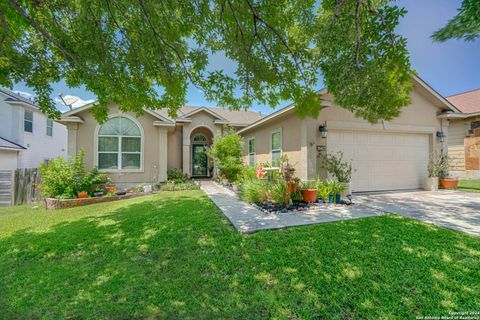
[0,0,412,123]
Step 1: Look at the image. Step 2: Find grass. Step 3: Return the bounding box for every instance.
[1,191,479,319]
[458,179,480,193]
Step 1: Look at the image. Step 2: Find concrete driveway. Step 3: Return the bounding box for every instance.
[355,190,480,237]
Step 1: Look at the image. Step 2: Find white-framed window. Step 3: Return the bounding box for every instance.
[24,110,33,133]
[271,129,282,163]
[97,116,142,171]
[46,119,53,136]
[248,138,255,166]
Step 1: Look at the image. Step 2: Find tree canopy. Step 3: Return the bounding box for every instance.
[1,0,415,122]
[432,0,480,42]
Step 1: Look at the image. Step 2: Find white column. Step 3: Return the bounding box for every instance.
[66,123,78,160]
[158,127,168,181]
[182,126,191,176]
[300,117,318,181]
[441,118,449,156]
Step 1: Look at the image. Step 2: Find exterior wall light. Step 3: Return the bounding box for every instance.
[319,122,328,139]
[436,131,445,142]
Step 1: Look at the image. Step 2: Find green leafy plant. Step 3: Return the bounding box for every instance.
[302,180,317,190]
[323,152,352,183]
[207,127,244,182]
[240,179,269,204]
[316,179,331,203]
[271,180,291,208]
[236,166,257,184]
[331,180,346,195]
[167,168,189,183]
[158,183,200,191]
[39,149,110,199]
[428,153,450,178]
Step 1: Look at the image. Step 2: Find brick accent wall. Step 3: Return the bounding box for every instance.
[465,128,480,171]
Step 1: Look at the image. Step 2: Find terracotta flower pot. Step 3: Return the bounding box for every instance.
[78,191,88,199]
[287,181,298,193]
[440,178,458,189]
[301,189,317,203]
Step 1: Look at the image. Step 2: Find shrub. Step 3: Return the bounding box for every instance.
[208,127,244,182]
[237,166,257,184]
[39,149,110,199]
[428,153,450,178]
[167,168,189,183]
[240,179,269,204]
[323,152,352,183]
[316,179,332,203]
[271,180,291,207]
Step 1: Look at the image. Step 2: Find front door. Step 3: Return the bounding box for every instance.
[192,144,208,177]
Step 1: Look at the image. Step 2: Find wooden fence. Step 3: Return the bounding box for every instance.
[14,168,42,205]
[0,168,42,207]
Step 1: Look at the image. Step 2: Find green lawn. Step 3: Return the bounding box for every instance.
[458,179,480,193]
[1,191,479,319]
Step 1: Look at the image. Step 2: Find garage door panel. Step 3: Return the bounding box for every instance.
[327,130,429,192]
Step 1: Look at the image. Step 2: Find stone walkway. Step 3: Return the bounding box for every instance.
[199,181,384,233]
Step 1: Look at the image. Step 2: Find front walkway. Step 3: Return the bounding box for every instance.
[199,181,383,233]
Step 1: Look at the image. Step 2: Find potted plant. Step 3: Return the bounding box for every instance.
[287,177,300,193]
[424,153,441,191]
[316,179,331,204]
[301,180,317,203]
[331,180,346,203]
[437,155,458,189]
[323,152,352,197]
[77,191,88,199]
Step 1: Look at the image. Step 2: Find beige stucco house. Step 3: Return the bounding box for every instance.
[60,75,461,192]
[443,89,480,179]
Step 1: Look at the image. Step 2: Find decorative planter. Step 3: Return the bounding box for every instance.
[301,189,317,203]
[328,194,334,203]
[440,178,458,189]
[287,181,298,193]
[340,182,352,198]
[335,194,341,204]
[77,191,88,199]
[423,177,439,191]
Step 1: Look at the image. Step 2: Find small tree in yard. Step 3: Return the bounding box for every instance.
[208,127,244,183]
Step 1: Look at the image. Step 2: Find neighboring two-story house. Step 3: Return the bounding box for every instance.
[0,87,67,170]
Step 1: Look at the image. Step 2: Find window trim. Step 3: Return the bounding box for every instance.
[46,119,53,137]
[94,114,144,173]
[247,137,256,167]
[270,128,282,163]
[24,110,33,133]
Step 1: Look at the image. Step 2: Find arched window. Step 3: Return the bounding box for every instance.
[193,134,208,144]
[97,116,142,170]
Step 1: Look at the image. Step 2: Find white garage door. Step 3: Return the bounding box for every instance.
[327,131,429,192]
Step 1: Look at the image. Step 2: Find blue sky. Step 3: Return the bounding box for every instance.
[13,0,480,114]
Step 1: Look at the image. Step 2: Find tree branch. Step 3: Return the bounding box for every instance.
[7,0,79,64]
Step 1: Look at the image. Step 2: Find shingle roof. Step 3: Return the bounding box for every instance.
[153,106,265,126]
[0,137,26,150]
[0,87,38,109]
[447,89,480,114]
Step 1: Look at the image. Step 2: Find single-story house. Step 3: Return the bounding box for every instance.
[443,89,480,179]
[60,75,461,192]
